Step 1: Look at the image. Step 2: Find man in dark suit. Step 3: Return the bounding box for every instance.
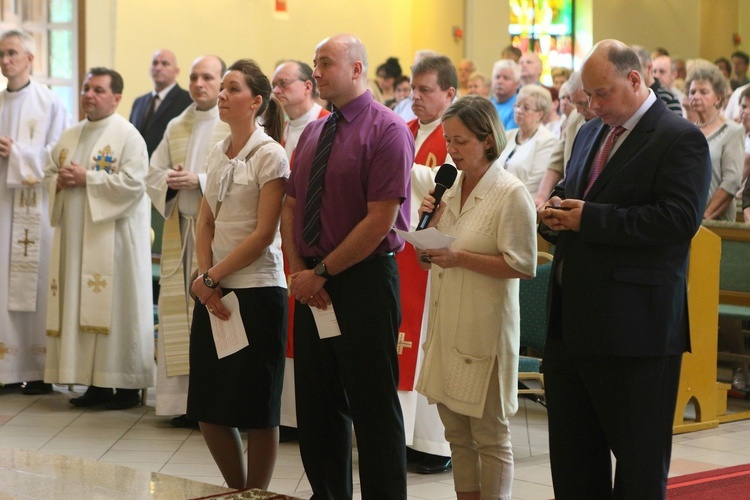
[129,49,193,156]
[538,40,711,499]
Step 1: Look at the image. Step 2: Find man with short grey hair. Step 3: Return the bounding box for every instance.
[272,60,330,160]
[491,59,521,130]
[0,29,70,395]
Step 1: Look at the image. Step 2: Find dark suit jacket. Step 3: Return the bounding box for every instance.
[540,98,711,358]
[129,84,193,156]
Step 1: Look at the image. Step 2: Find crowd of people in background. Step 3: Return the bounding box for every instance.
[2,25,750,499]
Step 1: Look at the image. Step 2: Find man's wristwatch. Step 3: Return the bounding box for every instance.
[313,262,332,280]
[202,272,219,289]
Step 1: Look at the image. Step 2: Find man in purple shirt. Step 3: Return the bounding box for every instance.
[281,33,414,499]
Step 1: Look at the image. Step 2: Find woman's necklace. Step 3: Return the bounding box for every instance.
[516,127,538,144]
[695,112,720,129]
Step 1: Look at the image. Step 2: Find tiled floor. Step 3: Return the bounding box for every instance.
[2,384,750,499]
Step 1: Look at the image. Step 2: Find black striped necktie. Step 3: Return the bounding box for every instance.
[142,94,158,130]
[302,111,339,246]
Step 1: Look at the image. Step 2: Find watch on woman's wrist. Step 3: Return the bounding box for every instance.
[202,272,219,289]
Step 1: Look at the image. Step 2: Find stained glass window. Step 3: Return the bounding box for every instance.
[509,0,574,84]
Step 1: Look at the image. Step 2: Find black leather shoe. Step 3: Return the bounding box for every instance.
[171,414,199,429]
[104,389,141,410]
[415,454,452,474]
[70,386,113,407]
[22,380,53,395]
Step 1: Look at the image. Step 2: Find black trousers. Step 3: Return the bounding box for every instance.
[294,255,406,500]
[544,332,682,500]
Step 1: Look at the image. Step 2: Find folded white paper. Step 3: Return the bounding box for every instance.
[310,302,342,339]
[394,227,456,250]
[209,292,249,358]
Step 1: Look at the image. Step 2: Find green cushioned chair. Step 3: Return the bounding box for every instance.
[518,253,553,402]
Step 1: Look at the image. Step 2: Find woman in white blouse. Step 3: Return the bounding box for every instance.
[415,96,537,500]
[498,84,559,196]
[188,59,289,490]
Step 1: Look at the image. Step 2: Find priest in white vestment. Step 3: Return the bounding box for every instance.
[44,67,154,410]
[271,60,329,436]
[0,30,70,393]
[146,55,229,423]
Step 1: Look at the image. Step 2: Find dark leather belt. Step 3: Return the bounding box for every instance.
[303,252,395,268]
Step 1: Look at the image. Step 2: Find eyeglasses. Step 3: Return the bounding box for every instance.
[272,78,303,90]
[0,49,25,60]
[513,104,541,113]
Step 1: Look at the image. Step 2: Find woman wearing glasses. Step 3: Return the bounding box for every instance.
[498,84,559,196]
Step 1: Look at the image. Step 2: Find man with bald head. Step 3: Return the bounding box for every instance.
[0,29,70,394]
[519,51,543,86]
[456,58,476,97]
[272,60,329,160]
[130,49,193,157]
[282,33,413,498]
[539,40,711,498]
[146,55,229,427]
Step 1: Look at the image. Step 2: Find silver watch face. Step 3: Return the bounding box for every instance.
[204,274,215,287]
[315,263,326,276]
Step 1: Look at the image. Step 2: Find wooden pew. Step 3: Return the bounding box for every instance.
[674,226,722,433]
[700,220,750,425]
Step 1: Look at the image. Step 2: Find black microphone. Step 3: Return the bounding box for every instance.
[416,163,458,231]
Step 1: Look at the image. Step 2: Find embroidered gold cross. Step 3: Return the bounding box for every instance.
[0,342,9,359]
[396,331,413,355]
[87,274,107,293]
[51,279,58,297]
[20,189,36,208]
[17,229,35,257]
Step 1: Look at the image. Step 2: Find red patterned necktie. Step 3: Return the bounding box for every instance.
[583,125,626,197]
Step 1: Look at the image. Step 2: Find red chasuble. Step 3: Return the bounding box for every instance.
[408,119,447,167]
[397,119,448,390]
[284,107,331,358]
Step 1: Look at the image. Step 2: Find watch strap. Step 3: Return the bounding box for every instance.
[202,272,219,289]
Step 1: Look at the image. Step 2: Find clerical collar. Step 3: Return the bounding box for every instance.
[418,117,441,134]
[6,80,31,92]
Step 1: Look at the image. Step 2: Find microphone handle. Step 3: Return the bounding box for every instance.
[416,183,448,231]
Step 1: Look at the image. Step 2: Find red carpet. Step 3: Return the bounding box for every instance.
[667,463,750,499]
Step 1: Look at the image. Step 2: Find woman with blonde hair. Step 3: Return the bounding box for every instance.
[416,95,537,499]
[499,85,559,195]
[685,60,743,220]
